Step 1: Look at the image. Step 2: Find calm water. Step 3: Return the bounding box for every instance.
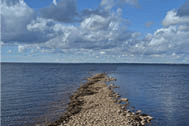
[1,63,189,126]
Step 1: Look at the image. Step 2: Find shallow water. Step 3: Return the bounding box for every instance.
[1,63,189,126]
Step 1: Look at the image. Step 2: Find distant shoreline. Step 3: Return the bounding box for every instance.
[46,73,153,126]
[1,62,189,65]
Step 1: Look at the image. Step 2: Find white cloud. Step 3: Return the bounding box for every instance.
[143,25,189,57]
[100,51,106,54]
[162,10,189,26]
[100,0,115,11]
[0,41,4,46]
[119,0,139,6]
[151,54,161,58]
[40,0,78,22]
[81,15,110,31]
[178,25,189,31]
[18,45,25,53]
[27,18,53,32]
[53,0,57,6]
[1,0,189,63]
[34,9,131,50]
[18,8,189,62]
[1,0,36,42]
[26,17,57,39]
[131,32,141,38]
[148,26,177,46]
[100,0,139,11]
[1,0,131,47]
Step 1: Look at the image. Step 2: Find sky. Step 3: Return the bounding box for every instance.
[1,0,189,63]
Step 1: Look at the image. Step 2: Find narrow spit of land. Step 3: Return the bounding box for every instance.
[47,73,153,126]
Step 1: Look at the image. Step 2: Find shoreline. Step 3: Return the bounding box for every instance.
[46,73,153,126]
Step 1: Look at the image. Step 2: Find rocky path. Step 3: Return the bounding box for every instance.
[47,73,152,126]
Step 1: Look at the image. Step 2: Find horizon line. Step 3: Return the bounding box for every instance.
[1,61,189,65]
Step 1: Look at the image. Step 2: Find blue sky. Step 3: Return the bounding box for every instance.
[1,0,189,63]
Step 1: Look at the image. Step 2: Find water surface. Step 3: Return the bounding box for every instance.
[1,63,189,126]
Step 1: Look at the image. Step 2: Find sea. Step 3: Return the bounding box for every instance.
[1,63,189,126]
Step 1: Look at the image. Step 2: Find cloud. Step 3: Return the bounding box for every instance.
[81,8,110,19]
[158,1,189,60]
[82,0,138,19]
[0,41,4,46]
[177,1,189,17]
[23,3,131,51]
[145,21,154,28]
[116,22,189,61]
[1,0,20,6]
[100,0,115,11]
[26,17,57,39]
[0,0,49,43]
[162,10,189,26]
[81,15,110,31]
[52,0,57,6]
[40,0,78,23]
[1,0,189,63]
[41,10,131,50]
[162,1,189,27]
[1,0,35,38]
[119,0,139,6]
[18,45,25,53]
[178,25,189,31]
[143,25,189,57]
[0,0,135,45]
[100,0,139,11]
